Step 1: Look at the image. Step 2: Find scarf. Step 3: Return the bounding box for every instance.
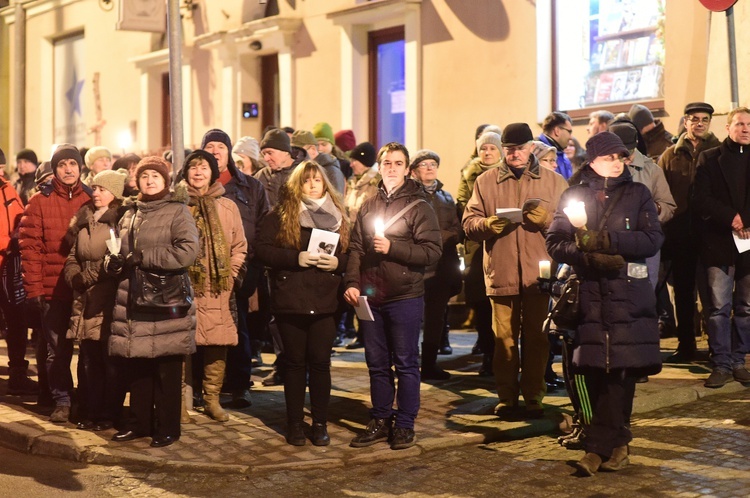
[186,182,232,297]
[138,187,170,202]
[299,193,342,231]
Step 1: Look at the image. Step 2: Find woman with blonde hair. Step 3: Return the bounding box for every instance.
[256,160,349,446]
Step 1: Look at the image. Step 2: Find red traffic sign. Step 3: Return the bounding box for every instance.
[699,0,739,12]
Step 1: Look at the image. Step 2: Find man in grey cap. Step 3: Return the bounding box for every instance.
[628,104,674,160]
[462,123,568,420]
[658,102,720,362]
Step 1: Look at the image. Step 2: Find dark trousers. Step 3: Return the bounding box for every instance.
[423,276,452,352]
[225,289,252,392]
[0,291,28,370]
[78,340,121,423]
[668,250,698,353]
[361,297,423,429]
[41,300,74,406]
[123,355,182,438]
[579,370,636,458]
[276,314,336,425]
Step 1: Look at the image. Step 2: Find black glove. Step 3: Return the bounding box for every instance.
[585,253,625,272]
[125,250,143,268]
[576,229,611,253]
[71,273,87,293]
[104,253,125,275]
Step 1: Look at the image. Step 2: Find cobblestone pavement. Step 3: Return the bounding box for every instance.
[60,388,749,497]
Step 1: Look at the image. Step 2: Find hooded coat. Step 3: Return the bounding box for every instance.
[546,165,664,375]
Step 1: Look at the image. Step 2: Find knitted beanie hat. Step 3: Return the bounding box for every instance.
[260,128,292,153]
[200,128,236,172]
[233,136,260,161]
[291,130,317,148]
[312,122,335,144]
[16,148,38,166]
[334,129,356,152]
[182,149,220,185]
[85,146,112,168]
[91,169,128,200]
[530,141,557,162]
[585,131,630,163]
[609,122,639,151]
[35,161,52,185]
[500,123,533,147]
[409,149,441,171]
[476,132,503,151]
[135,156,171,187]
[349,142,377,168]
[50,144,83,170]
[628,104,654,131]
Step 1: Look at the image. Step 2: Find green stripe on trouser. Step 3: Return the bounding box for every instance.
[576,375,592,425]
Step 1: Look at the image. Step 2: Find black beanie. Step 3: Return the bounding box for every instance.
[585,132,629,163]
[16,148,38,166]
[50,144,83,170]
[349,142,376,168]
[200,128,236,172]
[182,149,220,185]
[260,128,292,154]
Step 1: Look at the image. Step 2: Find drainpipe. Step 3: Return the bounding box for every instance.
[13,0,26,154]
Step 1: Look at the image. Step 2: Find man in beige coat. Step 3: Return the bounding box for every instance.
[462,123,568,419]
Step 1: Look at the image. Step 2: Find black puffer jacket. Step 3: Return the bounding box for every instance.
[423,180,462,295]
[256,211,349,315]
[546,166,664,376]
[344,178,442,306]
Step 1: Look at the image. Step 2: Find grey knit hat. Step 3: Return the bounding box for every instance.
[476,132,503,151]
[628,104,654,131]
[530,141,556,162]
[84,146,112,168]
[233,136,260,160]
[260,128,292,154]
[91,169,128,200]
[409,149,440,171]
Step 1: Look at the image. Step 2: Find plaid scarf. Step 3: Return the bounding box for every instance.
[299,193,342,231]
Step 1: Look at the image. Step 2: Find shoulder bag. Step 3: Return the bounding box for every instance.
[0,186,26,305]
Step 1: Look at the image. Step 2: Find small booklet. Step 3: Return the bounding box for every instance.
[733,231,750,253]
[354,296,374,321]
[496,198,544,223]
[307,228,340,255]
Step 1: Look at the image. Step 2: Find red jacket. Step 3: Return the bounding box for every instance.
[19,178,91,301]
[0,180,24,268]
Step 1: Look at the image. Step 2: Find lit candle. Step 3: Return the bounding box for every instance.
[563,200,588,229]
[107,228,121,254]
[374,218,385,237]
[539,260,551,279]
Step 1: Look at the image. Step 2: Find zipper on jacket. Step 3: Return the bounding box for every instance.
[605,330,610,373]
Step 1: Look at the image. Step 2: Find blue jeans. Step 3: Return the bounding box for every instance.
[702,265,750,372]
[360,297,423,429]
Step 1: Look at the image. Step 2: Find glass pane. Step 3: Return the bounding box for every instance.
[377,39,405,146]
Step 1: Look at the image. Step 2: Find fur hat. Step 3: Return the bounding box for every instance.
[349,142,377,168]
[84,146,112,168]
[334,129,356,152]
[585,132,629,163]
[16,148,38,166]
[628,104,654,132]
[200,128,236,172]
[182,149,220,185]
[609,122,639,151]
[260,128,292,154]
[291,130,317,149]
[50,144,83,170]
[91,169,128,200]
[312,122,335,144]
[476,132,503,151]
[500,123,533,147]
[135,156,171,187]
[233,136,260,161]
[410,149,440,171]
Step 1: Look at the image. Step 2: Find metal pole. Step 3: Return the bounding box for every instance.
[13,1,26,155]
[167,0,184,182]
[727,5,739,109]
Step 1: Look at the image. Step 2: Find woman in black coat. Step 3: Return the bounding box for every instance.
[256,160,349,447]
[546,132,664,476]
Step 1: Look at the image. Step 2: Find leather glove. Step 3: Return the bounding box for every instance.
[298,251,320,268]
[523,204,548,228]
[486,216,511,234]
[585,253,625,272]
[316,253,339,272]
[125,250,143,268]
[575,229,611,253]
[104,253,125,275]
[71,273,87,293]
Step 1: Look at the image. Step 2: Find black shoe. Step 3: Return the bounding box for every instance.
[150,435,178,448]
[92,421,113,432]
[262,371,284,387]
[421,366,451,381]
[705,369,733,388]
[438,345,453,355]
[251,350,264,367]
[231,389,252,408]
[666,349,695,363]
[478,354,493,377]
[286,423,306,446]
[635,376,649,384]
[471,341,483,355]
[390,427,416,450]
[350,417,391,447]
[112,430,147,442]
[732,366,750,385]
[76,420,95,431]
[332,335,344,347]
[311,423,330,446]
[345,338,364,350]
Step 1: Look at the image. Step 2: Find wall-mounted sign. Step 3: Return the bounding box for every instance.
[117,0,166,33]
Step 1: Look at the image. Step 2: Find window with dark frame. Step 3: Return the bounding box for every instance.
[368,26,406,147]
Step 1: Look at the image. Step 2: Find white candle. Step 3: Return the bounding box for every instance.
[374,218,385,237]
[563,200,587,228]
[109,228,117,249]
[539,260,551,279]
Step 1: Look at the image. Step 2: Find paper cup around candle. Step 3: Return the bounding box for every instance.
[563,201,587,228]
[539,260,551,279]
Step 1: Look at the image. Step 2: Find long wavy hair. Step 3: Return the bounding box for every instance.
[275,160,350,252]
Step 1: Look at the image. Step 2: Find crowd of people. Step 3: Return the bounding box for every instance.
[0,104,748,474]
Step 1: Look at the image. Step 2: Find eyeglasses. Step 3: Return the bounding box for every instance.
[687,116,711,124]
[559,126,573,134]
[417,161,439,169]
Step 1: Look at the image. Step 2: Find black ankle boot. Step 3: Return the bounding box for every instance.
[311,422,330,446]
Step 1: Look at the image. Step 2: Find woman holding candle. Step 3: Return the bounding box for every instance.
[546,132,664,476]
[64,169,129,431]
[256,160,350,446]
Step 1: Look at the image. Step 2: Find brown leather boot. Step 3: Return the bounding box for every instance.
[576,452,602,476]
[600,445,630,471]
[202,347,229,422]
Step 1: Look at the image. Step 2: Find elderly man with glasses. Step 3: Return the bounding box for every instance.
[538,111,575,180]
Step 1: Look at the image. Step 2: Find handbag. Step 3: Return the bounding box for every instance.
[1,186,26,306]
[126,209,193,318]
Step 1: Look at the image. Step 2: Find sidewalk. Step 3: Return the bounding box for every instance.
[0,329,745,474]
